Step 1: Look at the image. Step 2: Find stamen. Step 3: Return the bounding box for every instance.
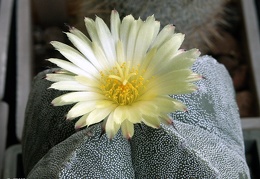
[122,79,128,85]
[124,62,130,77]
[108,75,122,82]
[116,62,124,78]
[100,63,145,105]
[127,72,137,80]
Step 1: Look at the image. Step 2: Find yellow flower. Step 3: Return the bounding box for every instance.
[46,10,201,139]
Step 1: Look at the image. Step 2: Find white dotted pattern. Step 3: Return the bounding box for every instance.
[25,56,250,178]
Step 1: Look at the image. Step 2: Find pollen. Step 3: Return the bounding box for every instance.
[100,62,145,105]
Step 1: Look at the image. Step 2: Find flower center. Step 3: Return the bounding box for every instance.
[100,63,145,105]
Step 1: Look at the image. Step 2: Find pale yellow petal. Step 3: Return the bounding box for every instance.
[46,73,75,82]
[142,115,160,128]
[138,90,158,101]
[67,101,96,120]
[186,73,202,83]
[65,32,102,70]
[49,81,90,91]
[95,16,116,62]
[171,98,187,111]
[69,27,91,45]
[121,119,134,139]
[148,69,193,88]
[75,114,89,129]
[116,40,126,64]
[110,10,120,42]
[105,112,120,139]
[92,42,110,68]
[86,104,117,126]
[75,76,100,88]
[144,34,185,79]
[95,100,116,108]
[126,105,142,123]
[133,15,157,65]
[154,97,176,113]
[151,21,160,45]
[159,114,173,125]
[133,101,158,117]
[156,83,197,95]
[113,105,128,124]
[50,41,99,75]
[119,14,134,51]
[47,58,89,76]
[126,20,140,63]
[84,17,100,44]
[169,49,201,70]
[138,47,157,74]
[151,24,175,48]
[51,92,104,106]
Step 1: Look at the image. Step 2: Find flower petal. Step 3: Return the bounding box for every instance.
[84,17,100,45]
[110,10,120,42]
[148,69,196,88]
[171,98,187,111]
[126,105,142,123]
[142,115,160,128]
[116,40,126,65]
[47,58,89,76]
[51,92,105,106]
[155,49,200,77]
[155,70,201,86]
[151,21,160,46]
[65,32,102,70]
[151,24,175,48]
[169,49,201,70]
[157,83,197,95]
[49,81,90,91]
[75,114,89,129]
[154,97,177,113]
[105,112,121,139]
[95,100,115,108]
[144,33,185,78]
[46,73,75,82]
[133,15,158,65]
[67,101,96,120]
[138,47,157,75]
[92,42,110,68]
[159,114,173,125]
[113,105,128,124]
[126,19,141,63]
[155,96,186,113]
[95,17,116,62]
[121,119,134,139]
[133,101,158,116]
[86,104,117,126]
[50,41,99,75]
[119,14,134,57]
[75,76,100,88]
[69,26,91,45]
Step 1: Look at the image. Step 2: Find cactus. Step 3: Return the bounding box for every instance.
[22,56,250,178]
[21,2,249,178]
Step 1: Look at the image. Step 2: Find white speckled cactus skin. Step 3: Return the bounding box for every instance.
[68,0,232,53]
[22,56,250,178]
